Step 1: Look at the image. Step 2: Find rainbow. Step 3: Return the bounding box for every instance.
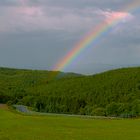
[53,1,140,72]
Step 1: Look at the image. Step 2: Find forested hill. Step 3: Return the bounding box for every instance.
[0,67,140,117]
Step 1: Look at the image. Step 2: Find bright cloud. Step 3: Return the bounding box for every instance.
[98,10,134,23]
[0,0,135,33]
[0,5,101,33]
[0,4,134,34]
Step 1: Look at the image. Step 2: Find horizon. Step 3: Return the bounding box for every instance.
[1,65,140,75]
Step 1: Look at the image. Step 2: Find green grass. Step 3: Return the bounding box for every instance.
[0,107,140,140]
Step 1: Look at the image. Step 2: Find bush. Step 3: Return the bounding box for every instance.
[92,107,106,116]
[131,99,140,116]
[106,102,120,116]
[6,100,13,106]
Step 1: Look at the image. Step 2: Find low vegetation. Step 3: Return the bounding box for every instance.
[0,107,140,140]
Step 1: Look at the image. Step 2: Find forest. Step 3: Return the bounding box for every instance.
[0,67,140,117]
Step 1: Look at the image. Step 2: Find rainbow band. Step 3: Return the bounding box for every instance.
[53,1,140,72]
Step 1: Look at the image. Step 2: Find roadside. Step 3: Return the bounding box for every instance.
[0,104,8,110]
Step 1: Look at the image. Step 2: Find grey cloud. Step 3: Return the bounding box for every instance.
[0,30,80,70]
[0,4,106,33]
[30,0,132,10]
[0,0,133,10]
[0,0,33,6]
[48,0,133,6]
[0,0,17,6]
[0,0,140,74]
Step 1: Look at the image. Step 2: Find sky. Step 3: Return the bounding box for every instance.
[0,0,140,74]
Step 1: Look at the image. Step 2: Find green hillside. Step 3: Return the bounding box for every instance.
[0,67,140,117]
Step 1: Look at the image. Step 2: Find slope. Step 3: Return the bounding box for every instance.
[0,67,140,117]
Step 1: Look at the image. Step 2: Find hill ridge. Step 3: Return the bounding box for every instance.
[0,66,140,117]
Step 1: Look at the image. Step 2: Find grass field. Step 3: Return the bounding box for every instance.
[0,106,140,140]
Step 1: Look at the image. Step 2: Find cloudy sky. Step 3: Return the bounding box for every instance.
[0,0,140,74]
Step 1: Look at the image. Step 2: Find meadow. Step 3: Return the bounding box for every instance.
[0,106,140,140]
